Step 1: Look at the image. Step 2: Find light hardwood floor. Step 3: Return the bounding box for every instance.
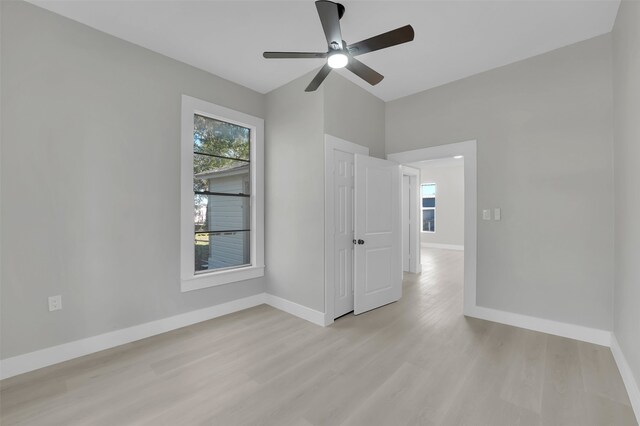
[1,248,636,425]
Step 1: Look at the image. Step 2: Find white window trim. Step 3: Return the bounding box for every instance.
[421,183,436,233]
[180,95,264,292]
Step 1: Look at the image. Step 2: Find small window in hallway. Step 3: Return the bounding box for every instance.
[421,183,436,232]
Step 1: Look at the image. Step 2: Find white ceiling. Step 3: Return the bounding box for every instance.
[29,0,620,101]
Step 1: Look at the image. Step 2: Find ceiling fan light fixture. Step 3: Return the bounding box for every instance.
[327,52,348,69]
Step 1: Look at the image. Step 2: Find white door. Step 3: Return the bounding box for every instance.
[354,154,402,315]
[333,150,355,318]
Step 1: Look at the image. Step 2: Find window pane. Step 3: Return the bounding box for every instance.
[195,193,250,273]
[194,194,250,234]
[422,198,435,208]
[194,114,250,161]
[194,154,250,194]
[421,183,436,198]
[195,231,250,272]
[193,114,252,274]
[422,209,435,232]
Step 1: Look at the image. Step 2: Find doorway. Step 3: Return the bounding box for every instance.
[387,140,477,315]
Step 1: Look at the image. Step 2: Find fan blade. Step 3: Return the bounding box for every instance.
[347,25,415,56]
[305,64,332,92]
[315,1,343,48]
[346,57,384,86]
[263,52,327,59]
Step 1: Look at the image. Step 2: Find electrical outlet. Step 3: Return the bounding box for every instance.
[482,209,491,220]
[494,208,501,221]
[48,295,62,312]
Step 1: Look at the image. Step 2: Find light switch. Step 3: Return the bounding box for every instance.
[482,209,491,220]
[494,208,501,221]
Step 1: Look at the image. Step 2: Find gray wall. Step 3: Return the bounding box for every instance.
[0,1,266,359]
[324,73,386,159]
[264,72,325,311]
[417,163,464,247]
[265,71,385,313]
[386,35,614,330]
[0,0,3,360]
[613,0,640,392]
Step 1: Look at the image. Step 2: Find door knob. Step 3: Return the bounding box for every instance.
[357,239,365,245]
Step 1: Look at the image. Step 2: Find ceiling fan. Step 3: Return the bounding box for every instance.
[263,0,415,92]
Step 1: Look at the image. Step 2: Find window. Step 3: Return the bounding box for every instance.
[421,183,436,232]
[181,96,264,292]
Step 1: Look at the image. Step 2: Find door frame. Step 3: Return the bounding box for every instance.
[401,166,421,274]
[387,140,477,315]
[324,134,369,325]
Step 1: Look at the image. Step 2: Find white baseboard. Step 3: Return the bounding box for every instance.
[422,242,464,251]
[611,335,640,422]
[0,291,331,380]
[264,294,327,326]
[471,306,639,421]
[466,306,612,347]
[0,293,266,380]
[324,312,335,326]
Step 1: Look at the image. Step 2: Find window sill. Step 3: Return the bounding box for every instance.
[181,265,265,292]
